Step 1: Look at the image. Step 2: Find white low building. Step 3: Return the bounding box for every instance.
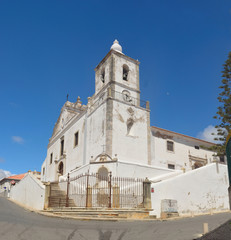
[40,40,228,216]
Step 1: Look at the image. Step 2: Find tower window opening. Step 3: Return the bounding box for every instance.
[123,65,129,81]
[100,69,105,83]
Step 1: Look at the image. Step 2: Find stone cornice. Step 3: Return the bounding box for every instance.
[94,81,140,100]
[94,50,140,71]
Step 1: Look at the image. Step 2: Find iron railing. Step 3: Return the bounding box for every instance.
[59,172,144,209]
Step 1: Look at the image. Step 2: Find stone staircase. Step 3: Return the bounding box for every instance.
[49,182,76,208]
[42,207,155,221]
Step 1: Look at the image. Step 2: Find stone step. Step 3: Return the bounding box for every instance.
[53,213,126,219]
[50,188,62,190]
[46,207,152,213]
[50,195,66,198]
[42,210,155,220]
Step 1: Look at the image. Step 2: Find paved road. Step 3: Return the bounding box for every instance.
[1,196,231,240]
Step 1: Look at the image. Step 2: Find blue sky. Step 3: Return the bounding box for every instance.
[0,0,231,176]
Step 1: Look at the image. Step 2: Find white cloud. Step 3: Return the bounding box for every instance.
[0,158,5,163]
[12,136,24,144]
[197,125,223,143]
[0,169,12,180]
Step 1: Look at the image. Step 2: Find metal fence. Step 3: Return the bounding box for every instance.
[60,172,144,208]
[112,90,147,108]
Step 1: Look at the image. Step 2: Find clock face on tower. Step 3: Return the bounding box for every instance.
[122,90,132,102]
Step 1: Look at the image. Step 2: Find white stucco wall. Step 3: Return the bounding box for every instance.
[112,101,149,165]
[151,129,216,171]
[150,163,229,218]
[43,110,87,182]
[86,102,107,163]
[61,160,176,180]
[10,173,45,210]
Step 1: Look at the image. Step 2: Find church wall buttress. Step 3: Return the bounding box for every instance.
[105,98,113,157]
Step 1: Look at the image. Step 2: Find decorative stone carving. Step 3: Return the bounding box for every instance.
[127,117,134,135]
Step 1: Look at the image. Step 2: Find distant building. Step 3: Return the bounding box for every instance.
[0,171,41,197]
[0,173,26,197]
[41,40,220,183]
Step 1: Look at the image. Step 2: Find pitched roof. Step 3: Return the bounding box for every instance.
[151,126,215,146]
[7,173,27,180]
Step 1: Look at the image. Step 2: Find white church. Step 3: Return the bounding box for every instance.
[41,40,229,218]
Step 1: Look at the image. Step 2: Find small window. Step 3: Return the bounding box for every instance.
[60,139,64,156]
[220,155,225,163]
[122,64,129,81]
[168,164,175,169]
[74,132,79,147]
[42,167,45,175]
[50,153,53,164]
[194,146,200,150]
[167,141,174,152]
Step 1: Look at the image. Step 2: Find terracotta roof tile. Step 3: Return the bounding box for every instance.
[7,173,27,180]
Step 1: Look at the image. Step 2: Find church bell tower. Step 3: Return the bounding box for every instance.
[91,40,151,165]
[94,40,141,106]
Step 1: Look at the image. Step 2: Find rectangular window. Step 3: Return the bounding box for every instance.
[74,132,79,147]
[167,141,174,152]
[60,139,64,156]
[168,164,175,169]
[194,146,200,150]
[43,167,45,175]
[50,153,53,164]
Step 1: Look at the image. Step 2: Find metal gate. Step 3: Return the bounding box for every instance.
[60,172,144,208]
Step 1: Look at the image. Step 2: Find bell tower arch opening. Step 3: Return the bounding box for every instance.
[122,64,129,81]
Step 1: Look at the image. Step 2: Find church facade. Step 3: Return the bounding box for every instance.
[41,40,219,183]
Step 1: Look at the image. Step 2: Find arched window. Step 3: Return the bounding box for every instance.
[58,162,64,175]
[100,68,105,83]
[122,64,129,81]
[98,166,108,180]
